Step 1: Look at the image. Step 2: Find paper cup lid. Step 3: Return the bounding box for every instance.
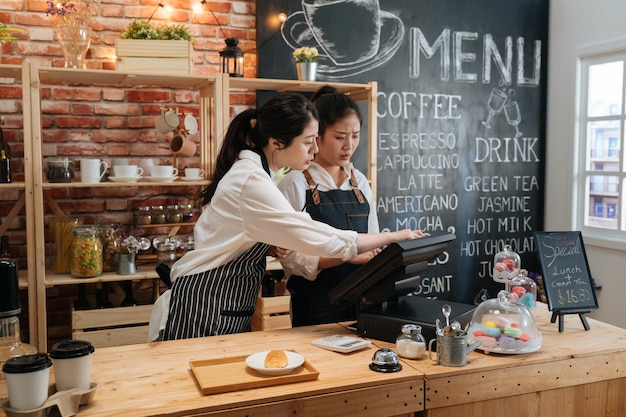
[49,340,95,359]
[2,353,52,373]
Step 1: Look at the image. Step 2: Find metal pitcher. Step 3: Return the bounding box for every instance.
[428,333,481,367]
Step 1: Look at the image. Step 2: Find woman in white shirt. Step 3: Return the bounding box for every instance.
[153,92,422,341]
[279,86,384,326]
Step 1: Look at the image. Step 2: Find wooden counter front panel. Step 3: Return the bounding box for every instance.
[424,349,626,408]
[420,378,626,417]
[187,381,421,417]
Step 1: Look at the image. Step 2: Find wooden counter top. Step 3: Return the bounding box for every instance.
[4,324,422,417]
[1,304,624,417]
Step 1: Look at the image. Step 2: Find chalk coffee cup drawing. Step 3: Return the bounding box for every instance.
[80,158,108,183]
[2,353,52,410]
[151,165,178,178]
[302,0,380,65]
[49,339,95,391]
[170,135,197,157]
[112,165,143,178]
[155,110,179,134]
[184,167,205,179]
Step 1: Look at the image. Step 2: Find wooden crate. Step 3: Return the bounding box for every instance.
[115,40,193,75]
[72,304,153,348]
[252,294,291,331]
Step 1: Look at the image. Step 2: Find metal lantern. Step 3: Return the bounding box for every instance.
[220,37,244,78]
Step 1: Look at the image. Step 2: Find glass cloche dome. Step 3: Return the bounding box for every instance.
[467,290,542,354]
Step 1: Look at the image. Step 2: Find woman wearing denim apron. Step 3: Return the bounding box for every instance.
[279,86,384,327]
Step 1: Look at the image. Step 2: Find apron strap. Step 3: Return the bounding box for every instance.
[349,170,366,204]
[302,169,321,205]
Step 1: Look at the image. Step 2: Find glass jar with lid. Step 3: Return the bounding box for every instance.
[135,206,152,226]
[166,204,182,223]
[97,223,121,272]
[70,225,103,278]
[395,324,426,359]
[150,205,166,224]
[467,290,542,354]
[509,269,537,309]
[492,244,521,291]
[180,204,194,222]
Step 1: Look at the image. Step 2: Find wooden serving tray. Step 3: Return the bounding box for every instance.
[189,353,319,395]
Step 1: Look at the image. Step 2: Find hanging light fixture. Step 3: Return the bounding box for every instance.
[220,37,244,77]
[200,0,245,78]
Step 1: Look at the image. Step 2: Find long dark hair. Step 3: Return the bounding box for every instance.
[200,92,319,205]
[310,85,362,135]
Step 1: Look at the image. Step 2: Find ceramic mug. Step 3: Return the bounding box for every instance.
[184,167,205,179]
[151,165,178,178]
[112,165,143,178]
[170,135,197,157]
[155,110,179,134]
[80,158,108,183]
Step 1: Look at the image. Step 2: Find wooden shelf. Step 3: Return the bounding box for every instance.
[0,64,22,80]
[0,182,27,189]
[42,179,208,188]
[44,264,159,286]
[36,67,214,90]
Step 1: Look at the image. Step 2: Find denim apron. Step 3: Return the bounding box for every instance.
[163,242,269,340]
[287,169,369,327]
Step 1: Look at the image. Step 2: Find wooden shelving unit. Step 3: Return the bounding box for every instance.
[0,64,38,348]
[27,63,219,351]
[7,63,377,351]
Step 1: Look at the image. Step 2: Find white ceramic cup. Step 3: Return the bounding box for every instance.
[3,353,52,410]
[112,165,143,178]
[155,110,179,134]
[151,165,178,178]
[80,158,108,183]
[184,168,205,179]
[49,340,95,391]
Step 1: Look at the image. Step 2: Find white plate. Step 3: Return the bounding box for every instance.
[146,176,178,183]
[245,351,304,375]
[184,114,198,135]
[109,176,142,183]
[181,176,203,181]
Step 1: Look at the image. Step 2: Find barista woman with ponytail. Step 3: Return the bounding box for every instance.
[149,92,423,342]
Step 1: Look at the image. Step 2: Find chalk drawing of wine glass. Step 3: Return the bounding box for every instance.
[482,88,508,128]
[504,100,523,138]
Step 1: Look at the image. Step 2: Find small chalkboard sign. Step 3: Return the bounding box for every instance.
[535,231,599,332]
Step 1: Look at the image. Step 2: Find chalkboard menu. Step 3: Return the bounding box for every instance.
[535,231,599,312]
[257,0,549,305]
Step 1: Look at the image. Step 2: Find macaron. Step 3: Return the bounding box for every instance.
[494,316,512,328]
[504,326,522,339]
[498,335,516,343]
[484,327,501,338]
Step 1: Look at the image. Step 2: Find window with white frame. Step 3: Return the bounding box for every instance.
[577,52,626,240]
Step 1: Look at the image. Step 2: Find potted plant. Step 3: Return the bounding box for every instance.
[292,46,320,81]
[0,23,25,45]
[116,19,194,75]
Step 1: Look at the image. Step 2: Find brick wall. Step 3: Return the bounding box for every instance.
[0,0,258,348]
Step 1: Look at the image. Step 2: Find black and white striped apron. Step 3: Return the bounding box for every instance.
[163,242,269,340]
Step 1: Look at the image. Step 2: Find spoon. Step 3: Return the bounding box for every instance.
[442,304,451,328]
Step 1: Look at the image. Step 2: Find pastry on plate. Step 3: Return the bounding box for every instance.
[264,350,288,368]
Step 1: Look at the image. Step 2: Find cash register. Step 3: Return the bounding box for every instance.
[329,233,476,343]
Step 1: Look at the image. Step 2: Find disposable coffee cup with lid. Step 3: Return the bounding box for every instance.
[49,339,95,391]
[2,353,52,410]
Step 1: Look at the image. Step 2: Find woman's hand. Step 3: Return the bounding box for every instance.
[267,246,290,260]
[348,248,382,265]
